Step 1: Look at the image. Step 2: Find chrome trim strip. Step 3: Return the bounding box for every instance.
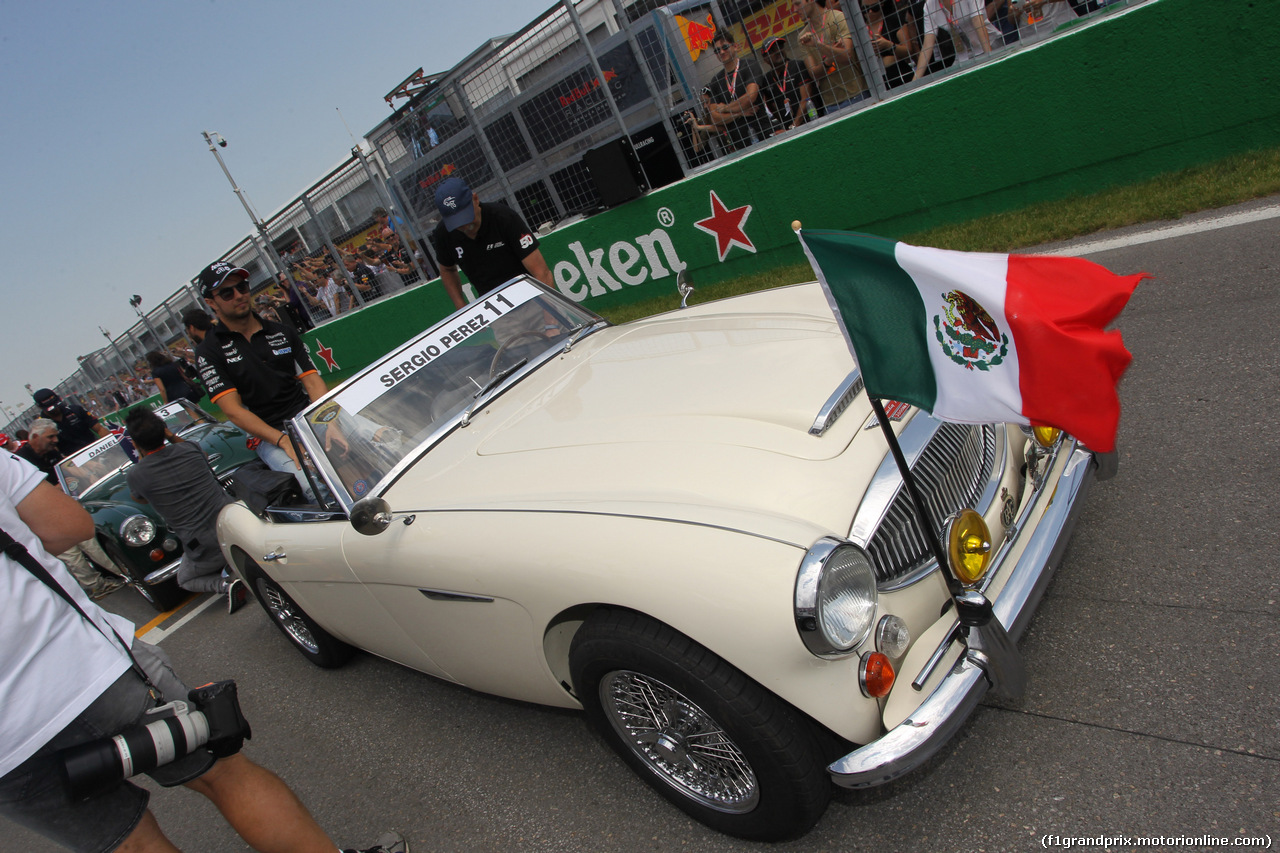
[143,558,183,585]
[849,414,944,547]
[419,589,495,603]
[911,618,960,691]
[370,506,808,549]
[828,445,1097,789]
[809,370,863,436]
[263,507,348,524]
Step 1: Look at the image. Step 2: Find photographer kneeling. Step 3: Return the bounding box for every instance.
[0,451,406,853]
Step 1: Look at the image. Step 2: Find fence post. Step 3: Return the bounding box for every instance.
[564,0,651,189]
[300,196,367,311]
[352,144,433,284]
[453,80,521,208]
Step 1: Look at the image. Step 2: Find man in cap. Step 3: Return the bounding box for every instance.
[759,36,818,133]
[31,389,109,456]
[194,262,338,501]
[428,176,553,310]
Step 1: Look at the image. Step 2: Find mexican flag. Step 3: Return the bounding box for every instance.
[798,231,1145,452]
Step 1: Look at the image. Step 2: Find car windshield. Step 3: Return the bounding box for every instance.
[155,400,212,435]
[296,277,601,503]
[56,435,133,499]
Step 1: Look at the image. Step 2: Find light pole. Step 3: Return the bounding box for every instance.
[129,294,168,352]
[201,131,282,277]
[101,326,144,387]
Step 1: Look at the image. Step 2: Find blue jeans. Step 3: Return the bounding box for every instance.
[255,438,317,503]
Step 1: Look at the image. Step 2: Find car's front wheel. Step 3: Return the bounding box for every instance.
[239,560,354,668]
[569,609,831,841]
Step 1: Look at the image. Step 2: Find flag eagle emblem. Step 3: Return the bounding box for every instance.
[934,290,1008,371]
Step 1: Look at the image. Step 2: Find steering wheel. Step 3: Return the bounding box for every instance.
[489,330,548,378]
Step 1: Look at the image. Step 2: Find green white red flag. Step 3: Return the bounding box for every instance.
[797,230,1146,452]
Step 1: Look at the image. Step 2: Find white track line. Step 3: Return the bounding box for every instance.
[1046,203,1280,256]
[141,593,221,644]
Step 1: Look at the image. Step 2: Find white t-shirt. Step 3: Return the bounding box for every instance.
[1017,0,1078,35]
[0,452,134,777]
[316,278,340,314]
[920,0,1002,64]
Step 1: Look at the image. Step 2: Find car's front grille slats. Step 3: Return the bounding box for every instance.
[865,422,997,584]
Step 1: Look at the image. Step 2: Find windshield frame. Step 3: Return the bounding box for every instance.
[54,434,131,500]
[289,276,606,512]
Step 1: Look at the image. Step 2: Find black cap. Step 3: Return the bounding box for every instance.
[198,261,250,298]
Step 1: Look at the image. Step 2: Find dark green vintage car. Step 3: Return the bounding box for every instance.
[54,400,255,611]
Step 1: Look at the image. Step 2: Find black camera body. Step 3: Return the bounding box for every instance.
[60,680,251,800]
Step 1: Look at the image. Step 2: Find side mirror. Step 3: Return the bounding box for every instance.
[677,271,694,309]
[350,496,393,536]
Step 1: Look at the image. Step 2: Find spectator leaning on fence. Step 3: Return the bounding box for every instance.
[796,0,870,112]
[704,32,767,152]
[912,0,1000,82]
[759,36,817,133]
[429,175,553,310]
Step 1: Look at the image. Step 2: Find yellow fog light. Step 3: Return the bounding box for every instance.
[945,508,992,584]
[1032,425,1062,448]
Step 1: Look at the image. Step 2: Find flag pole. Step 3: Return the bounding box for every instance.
[867,395,965,599]
[795,222,1026,697]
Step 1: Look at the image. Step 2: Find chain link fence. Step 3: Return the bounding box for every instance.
[23,0,1141,434]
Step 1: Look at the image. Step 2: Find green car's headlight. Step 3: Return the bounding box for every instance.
[119,515,157,547]
[794,538,878,658]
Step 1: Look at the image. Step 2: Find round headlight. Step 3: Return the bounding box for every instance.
[120,515,157,547]
[795,539,878,658]
[945,508,992,585]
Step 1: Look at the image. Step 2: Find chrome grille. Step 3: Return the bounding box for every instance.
[865,423,998,584]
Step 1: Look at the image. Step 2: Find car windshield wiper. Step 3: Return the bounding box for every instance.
[562,320,606,353]
[460,358,527,427]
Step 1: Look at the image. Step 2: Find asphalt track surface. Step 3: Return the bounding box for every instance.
[9,197,1278,852]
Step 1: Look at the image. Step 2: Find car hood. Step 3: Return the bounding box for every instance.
[391,285,890,545]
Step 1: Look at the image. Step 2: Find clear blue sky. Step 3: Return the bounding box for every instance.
[0,0,553,421]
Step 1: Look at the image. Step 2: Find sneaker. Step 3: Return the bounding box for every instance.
[90,578,127,600]
[343,831,408,853]
[225,578,249,614]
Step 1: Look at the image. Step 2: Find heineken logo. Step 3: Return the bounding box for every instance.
[934,290,1008,371]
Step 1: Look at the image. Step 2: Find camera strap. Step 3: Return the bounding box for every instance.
[0,526,160,699]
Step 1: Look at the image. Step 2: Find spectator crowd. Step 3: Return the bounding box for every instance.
[683,0,1114,161]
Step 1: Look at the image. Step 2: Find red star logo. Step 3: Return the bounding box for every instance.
[694,190,755,262]
[315,339,339,372]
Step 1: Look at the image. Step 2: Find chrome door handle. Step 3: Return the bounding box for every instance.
[262,547,285,562]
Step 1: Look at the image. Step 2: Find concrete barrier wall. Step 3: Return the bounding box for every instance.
[300,0,1278,388]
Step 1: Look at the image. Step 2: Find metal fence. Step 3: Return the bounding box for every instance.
[364,0,1144,243]
[19,0,1143,435]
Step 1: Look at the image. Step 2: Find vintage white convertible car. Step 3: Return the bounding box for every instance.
[218,276,1104,840]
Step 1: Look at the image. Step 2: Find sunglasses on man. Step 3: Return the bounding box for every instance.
[213,281,250,301]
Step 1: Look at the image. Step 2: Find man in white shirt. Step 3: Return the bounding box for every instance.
[0,452,406,853]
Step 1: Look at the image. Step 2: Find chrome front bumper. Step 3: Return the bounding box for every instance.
[143,557,183,586]
[828,443,1098,789]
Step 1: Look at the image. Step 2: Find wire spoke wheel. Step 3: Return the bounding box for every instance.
[600,670,759,813]
[260,579,321,655]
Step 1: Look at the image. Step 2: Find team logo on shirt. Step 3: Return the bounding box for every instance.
[519,234,534,249]
[934,290,1008,371]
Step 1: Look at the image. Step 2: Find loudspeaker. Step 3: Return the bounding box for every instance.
[629,121,684,190]
[583,137,646,209]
